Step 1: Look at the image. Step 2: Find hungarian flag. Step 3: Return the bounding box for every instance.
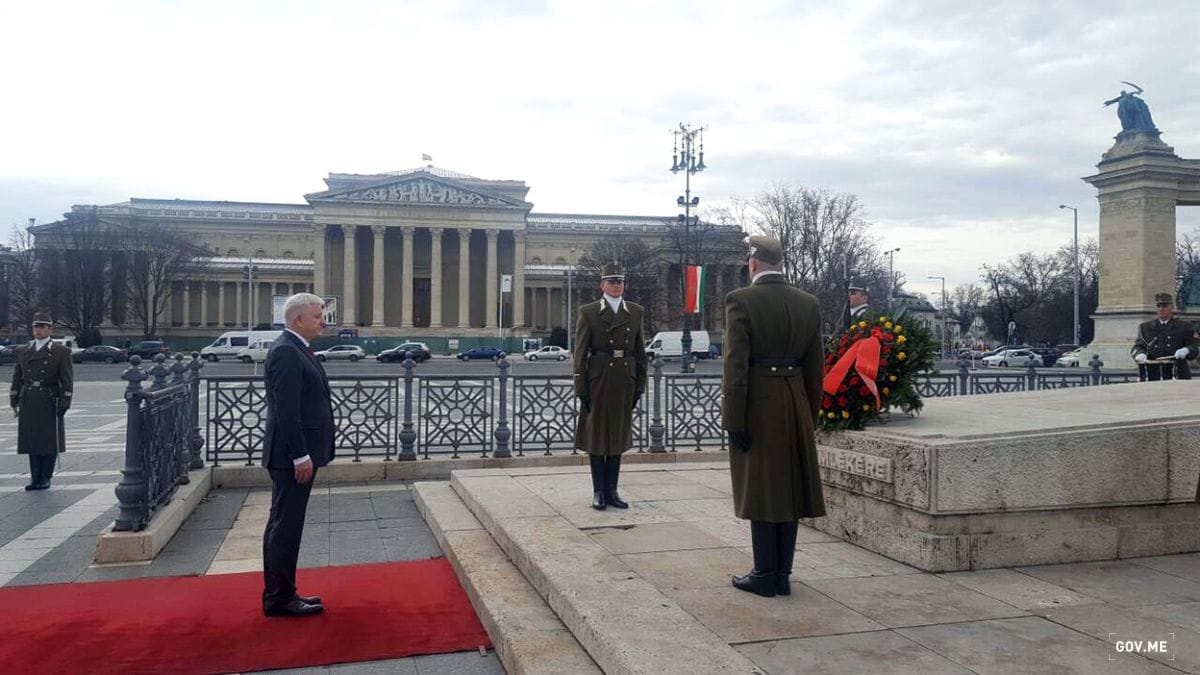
[684,265,705,314]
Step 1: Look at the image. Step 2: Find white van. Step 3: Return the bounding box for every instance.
[236,338,274,363]
[646,331,711,360]
[51,336,84,357]
[201,330,282,362]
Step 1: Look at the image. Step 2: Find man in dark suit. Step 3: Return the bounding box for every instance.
[262,293,335,617]
[722,236,825,598]
[9,314,74,490]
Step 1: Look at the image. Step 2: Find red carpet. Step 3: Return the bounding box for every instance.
[0,559,491,674]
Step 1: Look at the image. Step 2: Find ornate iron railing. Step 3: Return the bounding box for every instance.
[197,354,1148,463]
[114,353,205,532]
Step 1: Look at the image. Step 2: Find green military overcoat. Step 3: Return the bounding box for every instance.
[721,274,826,522]
[573,298,648,456]
[10,341,74,456]
[1132,317,1198,379]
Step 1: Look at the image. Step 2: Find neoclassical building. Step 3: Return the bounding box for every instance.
[32,166,746,345]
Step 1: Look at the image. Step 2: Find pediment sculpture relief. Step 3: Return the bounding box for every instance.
[339,178,507,205]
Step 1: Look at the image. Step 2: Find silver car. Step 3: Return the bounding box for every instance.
[314,344,366,362]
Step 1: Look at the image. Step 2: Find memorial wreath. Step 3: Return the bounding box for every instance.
[819,307,937,431]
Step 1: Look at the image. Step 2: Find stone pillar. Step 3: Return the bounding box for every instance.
[343,225,358,326]
[182,282,191,327]
[513,230,526,328]
[458,229,472,328]
[371,225,386,327]
[199,282,209,327]
[218,282,226,327]
[429,227,444,327]
[235,281,243,328]
[400,226,415,328]
[312,224,326,296]
[485,229,499,329]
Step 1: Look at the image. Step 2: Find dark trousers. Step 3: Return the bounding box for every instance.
[1139,363,1178,381]
[263,467,316,609]
[28,455,57,484]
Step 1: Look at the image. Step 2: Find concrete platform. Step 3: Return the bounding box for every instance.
[813,380,1200,571]
[423,462,1200,673]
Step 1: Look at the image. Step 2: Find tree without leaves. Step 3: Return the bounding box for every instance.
[5,225,41,338]
[120,221,212,338]
[36,207,115,345]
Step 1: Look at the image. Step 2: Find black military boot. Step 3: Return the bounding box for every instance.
[604,455,628,509]
[776,521,799,596]
[589,455,606,510]
[40,455,56,489]
[732,521,778,597]
[24,456,40,491]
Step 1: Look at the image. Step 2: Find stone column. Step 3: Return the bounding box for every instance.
[343,225,358,326]
[312,224,326,296]
[371,225,386,327]
[429,227,444,327]
[182,282,191,326]
[199,282,209,327]
[513,230,526,328]
[235,281,244,328]
[218,282,226,327]
[458,229,472,328]
[485,229,499,329]
[400,226,415,328]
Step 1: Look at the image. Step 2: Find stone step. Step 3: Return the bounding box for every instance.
[413,481,601,675]
[447,466,765,674]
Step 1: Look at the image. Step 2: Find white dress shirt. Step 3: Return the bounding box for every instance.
[751,270,784,284]
[603,294,624,314]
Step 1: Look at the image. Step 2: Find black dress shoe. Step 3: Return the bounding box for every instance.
[591,491,607,510]
[24,483,37,491]
[297,594,322,605]
[731,571,777,598]
[605,491,629,509]
[264,598,324,617]
[29,482,50,491]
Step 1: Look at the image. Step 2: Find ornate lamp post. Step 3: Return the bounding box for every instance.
[671,123,706,373]
[928,275,947,357]
[1058,205,1080,346]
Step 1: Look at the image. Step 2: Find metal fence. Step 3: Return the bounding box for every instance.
[114,354,205,531]
[200,355,1146,465]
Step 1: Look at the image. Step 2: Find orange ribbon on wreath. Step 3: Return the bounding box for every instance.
[822,336,882,408]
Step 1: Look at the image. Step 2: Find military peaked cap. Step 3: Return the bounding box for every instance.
[31,313,52,327]
[848,281,870,295]
[746,235,783,265]
[1154,292,1174,306]
[601,262,625,281]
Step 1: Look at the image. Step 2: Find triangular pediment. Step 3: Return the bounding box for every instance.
[305,173,528,208]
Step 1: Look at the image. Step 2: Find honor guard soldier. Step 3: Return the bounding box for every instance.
[573,262,648,510]
[722,236,826,597]
[10,314,74,490]
[847,281,871,327]
[1132,292,1198,381]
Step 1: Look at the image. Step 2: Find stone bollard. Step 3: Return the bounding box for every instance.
[957,359,970,396]
[1026,361,1037,390]
[1089,355,1104,386]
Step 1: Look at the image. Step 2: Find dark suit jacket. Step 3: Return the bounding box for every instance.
[262,330,336,470]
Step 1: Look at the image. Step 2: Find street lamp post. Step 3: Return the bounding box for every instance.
[928,275,947,358]
[671,122,706,373]
[565,247,576,355]
[884,247,900,307]
[242,238,258,330]
[1058,205,1080,346]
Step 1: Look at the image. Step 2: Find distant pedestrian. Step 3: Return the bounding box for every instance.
[9,314,74,490]
[262,293,334,617]
[1132,292,1197,381]
[722,236,825,598]
[573,262,648,510]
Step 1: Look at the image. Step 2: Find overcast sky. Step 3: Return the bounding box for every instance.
[3,0,1199,301]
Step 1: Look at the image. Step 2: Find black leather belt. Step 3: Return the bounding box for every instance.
[590,350,627,358]
[749,358,802,367]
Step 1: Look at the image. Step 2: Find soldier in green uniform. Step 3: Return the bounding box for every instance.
[722,236,825,598]
[1132,292,1197,381]
[9,314,74,490]
[573,262,648,510]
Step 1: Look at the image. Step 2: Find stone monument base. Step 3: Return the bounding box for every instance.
[812,380,1200,572]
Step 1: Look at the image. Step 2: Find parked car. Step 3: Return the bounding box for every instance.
[1029,347,1060,367]
[1055,344,1080,354]
[236,339,273,363]
[1055,348,1083,367]
[457,346,503,361]
[314,344,365,362]
[74,345,129,364]
[129,340,170,360]
[0,345,16,365]
[523,345,569,361]
[981,348,1041,368]
[958,348,986,359]
[377,342,432,363]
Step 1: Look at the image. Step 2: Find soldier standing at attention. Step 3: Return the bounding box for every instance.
[1132,291,1197,381]
[9,314,74,491]
[722,236,825,598]
[573,262,648,510]
[847,282,871,328]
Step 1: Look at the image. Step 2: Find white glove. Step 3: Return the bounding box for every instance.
[1175,347,1191,360]
[1134,353,1148,364]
